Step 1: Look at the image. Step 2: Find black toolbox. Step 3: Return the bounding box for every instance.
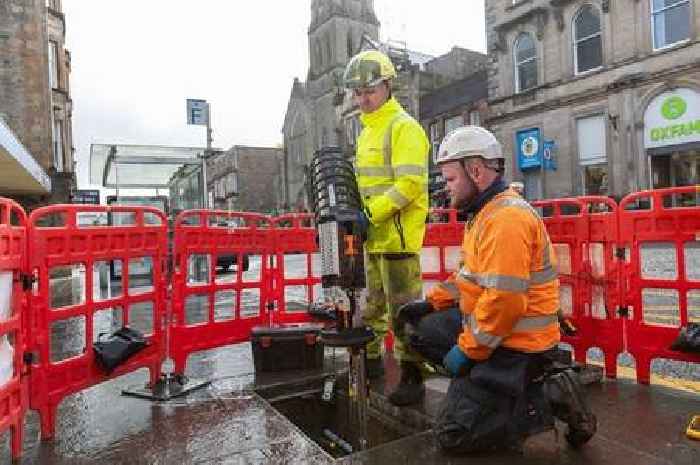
[251,323,325,372]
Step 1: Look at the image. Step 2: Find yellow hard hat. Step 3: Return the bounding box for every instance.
[343,50,397,89]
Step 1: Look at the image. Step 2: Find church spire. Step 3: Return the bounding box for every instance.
[310,0,378,33]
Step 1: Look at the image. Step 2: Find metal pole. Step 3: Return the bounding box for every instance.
[202,102,213,209]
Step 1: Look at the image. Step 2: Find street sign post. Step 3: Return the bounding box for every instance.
[187,98,212,208]
[186,99,209,126]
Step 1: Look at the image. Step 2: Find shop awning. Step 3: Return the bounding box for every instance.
[0,118,51,194]
[90,144,209,189]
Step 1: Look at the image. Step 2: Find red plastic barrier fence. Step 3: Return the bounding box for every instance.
[422,208,464,285]
[619,186,700,384]
[534,197,624,378]
[0,198,28,459]
[169,210,275,375]
[269,214,317,326]
[532,198,592,364]
[576,196,625,378]
[27,205,168,439]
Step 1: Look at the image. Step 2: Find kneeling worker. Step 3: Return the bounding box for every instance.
[397,126,591,452]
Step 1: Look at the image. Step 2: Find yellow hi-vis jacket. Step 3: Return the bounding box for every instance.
[426,189,560,361]
[355,97,429,253]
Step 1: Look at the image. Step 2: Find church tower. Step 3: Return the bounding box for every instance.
[307,0,380,148]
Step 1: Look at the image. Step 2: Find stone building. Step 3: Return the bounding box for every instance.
[206,145,285,214]
[0,0,75,207]
[485,0,700,200]
[419,69,489,205]
[283,0,487,210]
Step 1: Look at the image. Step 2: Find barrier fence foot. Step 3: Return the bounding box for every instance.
[122,373,211,401]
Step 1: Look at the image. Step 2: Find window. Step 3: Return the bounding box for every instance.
[48,41,59,89]
[573,5,603,74]
[576,115,607,195]
[429,122,442,160]
[469,110,481,127]
[652,0,690,49]
[514,33,537,93]
[346,115,361,147]
[52,117,64,171]
[444,115,463,137]
[347,32,354,59]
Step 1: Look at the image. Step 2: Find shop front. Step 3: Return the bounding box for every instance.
[644,88,700,193]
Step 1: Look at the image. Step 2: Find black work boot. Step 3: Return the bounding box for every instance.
[545,368,597,448]
[388,362,425,406]
[366,357,384,380]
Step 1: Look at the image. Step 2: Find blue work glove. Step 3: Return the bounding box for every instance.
[396,300,433,327]
[443,345,471,377]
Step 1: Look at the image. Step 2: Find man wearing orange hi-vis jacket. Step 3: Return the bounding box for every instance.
[396,126,596,453]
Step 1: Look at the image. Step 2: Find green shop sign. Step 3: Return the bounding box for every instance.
[650,120,700,142]
[644,90,700,149]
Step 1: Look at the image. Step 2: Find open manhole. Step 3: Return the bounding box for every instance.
[256,374,429,459]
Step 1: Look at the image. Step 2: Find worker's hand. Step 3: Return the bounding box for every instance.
[351,208,370,241]
[443,345,471,377]
[396,300,433,327]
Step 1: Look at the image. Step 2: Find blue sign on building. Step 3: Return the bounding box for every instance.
[516,128,542,171]
[543,139,558,171]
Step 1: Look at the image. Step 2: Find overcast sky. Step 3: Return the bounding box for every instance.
[63,1,486,189]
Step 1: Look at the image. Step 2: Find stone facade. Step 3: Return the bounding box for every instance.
[0,0,75,207]
[206,146,285,214]
[486,0,700,199]
[419,69,489,206]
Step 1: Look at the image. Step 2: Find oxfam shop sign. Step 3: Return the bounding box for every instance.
[644,88,700,149]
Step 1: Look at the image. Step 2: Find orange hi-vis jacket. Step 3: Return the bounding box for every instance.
[426,189,560,361]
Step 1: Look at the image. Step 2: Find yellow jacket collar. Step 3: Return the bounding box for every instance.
[360,97,402,128]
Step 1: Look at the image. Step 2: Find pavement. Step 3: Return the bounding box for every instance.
[1,342,698,465]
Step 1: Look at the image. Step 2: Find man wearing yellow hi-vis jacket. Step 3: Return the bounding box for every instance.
[343,50,429,406]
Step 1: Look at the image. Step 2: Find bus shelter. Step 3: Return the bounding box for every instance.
[89,144,213,215]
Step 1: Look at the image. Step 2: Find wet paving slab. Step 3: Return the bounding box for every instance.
[1,340,698,464]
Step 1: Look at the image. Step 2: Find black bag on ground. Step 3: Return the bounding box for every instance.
[670,323,700,353]
[93,327,148,373]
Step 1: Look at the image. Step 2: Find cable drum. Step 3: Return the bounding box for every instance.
[307,147,362,222]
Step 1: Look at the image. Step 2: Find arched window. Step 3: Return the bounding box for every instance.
[573,5,602,74]
[514,33,537,93]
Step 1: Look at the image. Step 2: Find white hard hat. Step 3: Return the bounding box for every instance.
[434,125,503,165]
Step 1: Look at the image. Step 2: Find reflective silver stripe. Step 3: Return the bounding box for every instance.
[512,314,558,332]
[360,184,393,196]
[477,274,529,293]
[464,312,557,347]
[386,187,411,208]
[394,165,427,177]
[358,165,427,178]
[458,267,528,293]
[357,166,394,177]
[469,314,502,348]
[458,266,477,284]
[530,267,559,285]
[383,113,409,169]
[438,281,460,300]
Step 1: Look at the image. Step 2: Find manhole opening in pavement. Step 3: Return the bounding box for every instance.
[256,376,428,459]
